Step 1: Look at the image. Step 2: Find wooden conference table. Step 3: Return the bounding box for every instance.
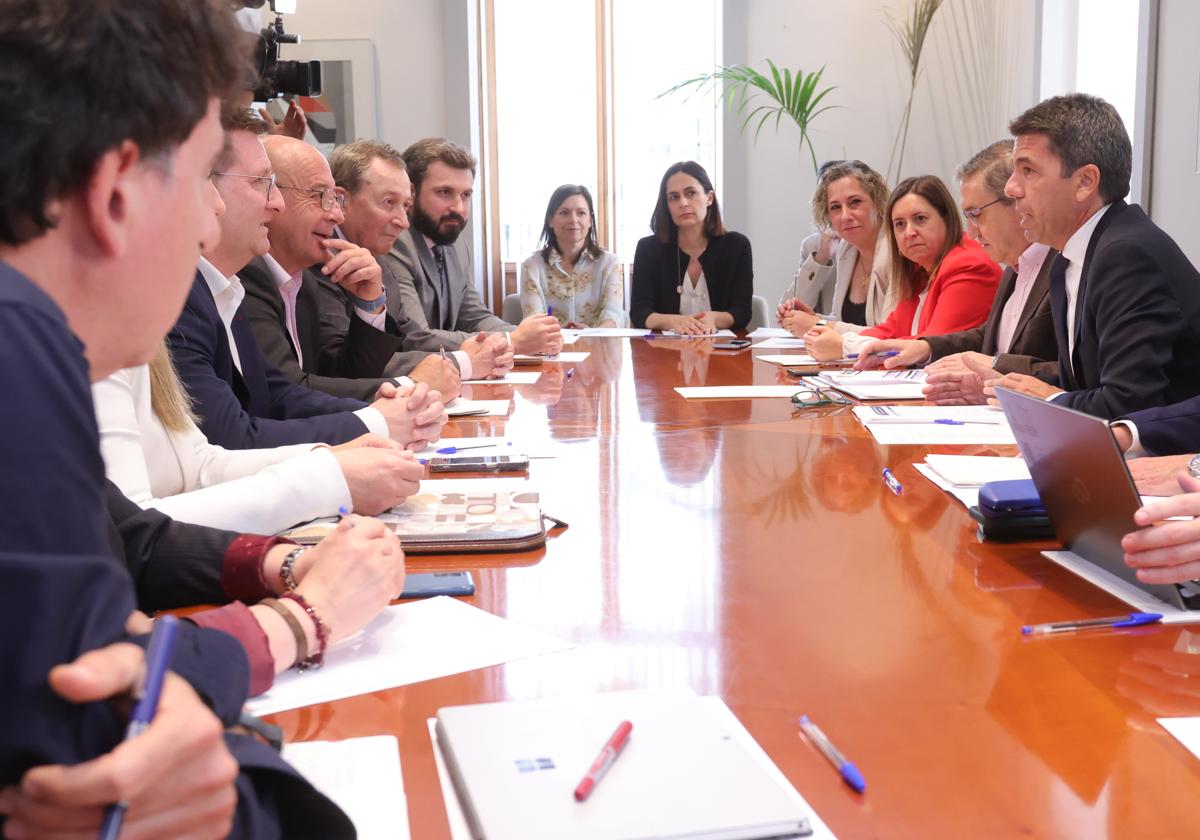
[266,337,1200,840]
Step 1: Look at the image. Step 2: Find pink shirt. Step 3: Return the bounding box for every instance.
[995,243,1051,354]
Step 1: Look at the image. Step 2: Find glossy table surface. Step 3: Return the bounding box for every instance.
[268,337,1200,840]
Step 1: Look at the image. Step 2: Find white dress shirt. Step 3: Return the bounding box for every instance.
[94,364,352,533]
[679,270,712,317]
[1061,205,1110,360]
[995,242,1052,354]
[261,252,305,369]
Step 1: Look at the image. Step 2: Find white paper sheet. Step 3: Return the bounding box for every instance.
[446,398,511,417]
[282,736,408,840]
[754,354,819,366]
[1040,551,1200,624]
[462,371,543,385]
[853,406,1016,444]
[675,386,803,399]
[752,337,809,349]
[513,352,590,363]
[922,455,1030,487]
[426,697,839,840]
[419,476,534,494]
[559,333,580,345]
[419,436,517,458]
[659,329,737,338]
[1158,717,1200,760]
[747,326,793,338]
[562,327,652,338]
[913,463,983,509]
[818,369,927,386]
[245,597,574,716]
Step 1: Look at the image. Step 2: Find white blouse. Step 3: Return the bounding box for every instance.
[679,270,712,317]
[520,247,627,327]
[94,365,351,534]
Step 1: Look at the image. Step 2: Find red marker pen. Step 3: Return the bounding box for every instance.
[573,720,633,802]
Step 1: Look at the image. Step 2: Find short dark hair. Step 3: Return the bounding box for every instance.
[538,184,601,262]
[650,161,726,244]
[1008,93,1131,204]
[0,0,246,245]
[402,137,476,196]
[213,101,269,173]
[885,175,965,299]
[331,140,407,195]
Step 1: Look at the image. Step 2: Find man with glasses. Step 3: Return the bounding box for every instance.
[852,140,1059,405]
[170,104,448,451]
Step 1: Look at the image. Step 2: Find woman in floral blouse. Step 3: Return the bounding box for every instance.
[520,184,626,328]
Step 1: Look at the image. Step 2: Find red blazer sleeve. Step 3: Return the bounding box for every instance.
[916,240,1002,336]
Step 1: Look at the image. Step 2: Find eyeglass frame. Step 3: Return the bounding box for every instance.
[962,195,1010,227]
[276,182,346,212]
[790,385,853,408]
[211,170,278,200]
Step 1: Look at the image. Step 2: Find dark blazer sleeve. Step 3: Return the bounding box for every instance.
[1054,237,1189,418]
[169,278,370,449]
[710,232,753,330]
[105,481,237,612]
[1123,398,1200,456]
[630,236,668,328]
[238,261,395,401]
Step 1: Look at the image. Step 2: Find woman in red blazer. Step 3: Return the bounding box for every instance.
[806,175,1001,360]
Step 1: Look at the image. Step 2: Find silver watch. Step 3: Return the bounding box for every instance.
[1188,454,1200,479]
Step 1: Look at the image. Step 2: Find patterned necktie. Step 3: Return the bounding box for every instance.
[432,245,451,329]
[1047,253,1071,389]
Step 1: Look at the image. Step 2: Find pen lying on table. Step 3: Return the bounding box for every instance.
[1022,612,1163,635]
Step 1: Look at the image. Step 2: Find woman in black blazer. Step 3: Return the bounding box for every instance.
[629,161,753,333]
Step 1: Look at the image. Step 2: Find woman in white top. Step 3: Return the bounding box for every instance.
[95,342,423,534]
[520,184,625,328]
[778,160,896,338]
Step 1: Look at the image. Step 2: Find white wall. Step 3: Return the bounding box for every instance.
[721,0,1039,309]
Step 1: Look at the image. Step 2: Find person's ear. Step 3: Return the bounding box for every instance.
[81,140,144,259]
[1072,163,1102,203]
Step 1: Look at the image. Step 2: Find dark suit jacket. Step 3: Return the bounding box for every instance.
[168,270,370,450]
[629,231,754,330]
[385,228,510,345]
[0,261,352,838]
[1048,201,1200,419]
[924,247,1059,380]
[239,256,402,400]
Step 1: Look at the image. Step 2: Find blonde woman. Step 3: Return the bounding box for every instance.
[778,160,896,337]
[94,342,422,534]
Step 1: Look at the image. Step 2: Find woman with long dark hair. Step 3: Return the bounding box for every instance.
[629,161,753,334]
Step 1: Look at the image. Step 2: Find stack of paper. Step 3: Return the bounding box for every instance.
[914,454,1031,508]
[747,326,792,338]
[815,369,926,400]
[282,736,407,840]
[513,352,590,364]
[446,397,511,417]
[853,405,1016,444]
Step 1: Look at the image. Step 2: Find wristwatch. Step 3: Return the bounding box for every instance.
[1187,454,1200,479]
[815,318,828,327]
[351,290,387,313]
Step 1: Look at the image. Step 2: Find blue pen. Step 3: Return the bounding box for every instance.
[99,615,181,840]
[798,715,866,794]
[546,306,552,317]
[1022,612,1162,636]
[845,350,901,359]
[881,467,903,495]
[565,367,576,381]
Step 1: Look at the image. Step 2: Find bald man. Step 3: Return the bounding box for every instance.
[239,133,460,400]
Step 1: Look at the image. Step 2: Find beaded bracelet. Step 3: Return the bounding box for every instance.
[279,546,308,592]
[258,597,308,666]
[280,591,329,670]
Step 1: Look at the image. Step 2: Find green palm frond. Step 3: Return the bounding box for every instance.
[885,0,945,182]
[660,61,837,175]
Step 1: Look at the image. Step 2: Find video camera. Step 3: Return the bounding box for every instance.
[238,1,322,101]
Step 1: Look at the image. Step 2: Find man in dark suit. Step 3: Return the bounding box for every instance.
[976,94,1200,419]
[856,140,1058,405]
[171,108,448,451]
[239,133,471,399]
[0,1,358,835]
[385,137,563,354]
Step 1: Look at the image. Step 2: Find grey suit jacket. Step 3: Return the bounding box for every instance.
[384,228,511,346]
[923,247,1060,381]
[238,256,403,400]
